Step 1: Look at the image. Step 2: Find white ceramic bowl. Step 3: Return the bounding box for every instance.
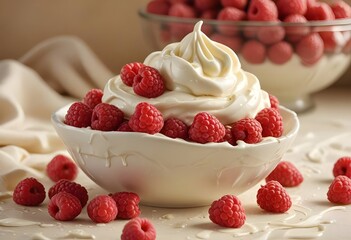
[52,104,299,208]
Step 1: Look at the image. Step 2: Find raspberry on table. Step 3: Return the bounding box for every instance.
[269,94,280,110]
[247,0,278,21]
[208,195,246,228]
[121,62,146,87]
[87,195,118,223]
[257,180,292,213]
[121,217,157,240]
[327,175,351,204]
[83,88,103,109]
[13,177,46,206]
[64,102,92,128]
[188,112,225,144]
[48,179,89,207]
[275,0,307,19]
[241,40,266,64]
[160,117,188,140]
[331,0,351,19]
[295,33,324,65]
[128,102,164,134]
[231,118,263,145]
[266,161,304,187]
[133,66,165,98]
[109,192,141,219]
[257,26,285,45]
[91,103,124,131]
[221,0,248,10]
[46,154,78,182]
[255,107,283,137]
[333,156,351,178]
[48,192,82,221]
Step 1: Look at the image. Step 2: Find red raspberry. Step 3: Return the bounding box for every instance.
[257,180,292,213]
[269,94,280,110]
[331,0,351,19]
[128,102,164,134]
[266,161,304,187]
[255,107,283,137]
[241,40,266,64]
[160,117,188,140]
[87,195,118,223]
[305,2,335,20]
[221,125,235,145]
[327,175,351,204]
[319,31,343,53]
[283,14,309,43]
[48,179,89,207]
[121,62,145,87]
[194,0,220,11]
[168,3,197,18]
[333,156,351,178]
[146,0,170,15]
[221,0,248,10]
[133,66,165,98]
[109,192,141,219]
[188,112,225,144]
[247,0,278,21]
[208,195,246,228]
[217,7,247,36]
[91,103,124,131]
[210,33,243,53]
[257,25,285,45]
[169,0,189,4]
[46,154,78,182]
[83,88,103,109]
[231,118,263,144]
[48,192,82,221]
[121,217,157,240]
[296,33,324,65]
[13,177,46,206]
[117,121,134,132]
[275,0,307,19]
[64,102,92,128]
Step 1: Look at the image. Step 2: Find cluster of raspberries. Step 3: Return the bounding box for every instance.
[65,62,284,145]
[147,0,351,65]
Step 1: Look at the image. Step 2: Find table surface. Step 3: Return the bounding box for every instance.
[0,87,351,240]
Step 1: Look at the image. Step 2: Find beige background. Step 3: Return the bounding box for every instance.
[0,0,350,85]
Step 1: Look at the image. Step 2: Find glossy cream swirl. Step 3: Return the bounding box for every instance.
[103,21,270,125]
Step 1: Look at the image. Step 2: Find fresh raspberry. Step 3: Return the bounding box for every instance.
[296,33,324,65]
[333,156,351,178]
[82,88,103,109]
[64,102,92,128]
[48,179,89,207]
[168,3,197,18]
[257,25,285,45]
[194,0,220,11]
[319,31,343,53]
[13,177,46,206]
[109,192,141,219]
[241,40,266,64]
[255,107,283,137]
[201,9,218,19]
[257,180,292,213]
[221,0,248,10]
[305,2,335,20]
[275,0,307,19]
[217,7,247,36]
[133,66,165,98]
[121,217,157,240]
[266,161,304,187]
[327,175,351,204]
[231,118,262,144]
[331,0,351,19]
[46,154,78,182]
[221,125,235,145]
[247,0,278,21]
[146,0,170,15]
[117,121,134,132]
[87,195,118,223]
[211,33,243,53]
[188,112,225,144]
[128,102,164,134]
[283,14,309,43]
[160,117,188,140]
[269,94,280,110]
[120,62,146,87]
[91,103,124,131]
[48,192,82,221]
[208,195,246,228]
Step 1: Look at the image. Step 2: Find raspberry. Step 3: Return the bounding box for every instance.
[146,0,170,15]
[217,7,247,36]
[283,14,309,43]
[221,125,235,145]
[327,175,351,204]
[13,177,46,206]
[109,192,141,219]
[319,31,344,53]
[255,107,283,137]
[333,156,351,178]
[64,102,92,128]
[133,66,165,98]
[46,154,78,182]
[48,192,82,221]
[83,88,103,109]
[296,33,324,65]
[128,102,164,134]
[48,179,89,207]
[221,0,248,10]
[275,0,307,19]
[160,117,188,140]
[257,25,285,45]
[305,2,335,21]
[91,103,124,131]
[168,3,197,18]
[87,195,118,223]
[247,0,278,21]
[117,121,134,132]
[188,112,225,144]
[194,0,220,11]
[331,0,351,19]
[241,40,266,64]
[208,195,246,228]
[257,180,292,213]
[121,217,157,240]
[266,161,304,187]
[231,118,262,144]
[269,94,280,110]
[121,62,145,87]
[210,33,243,53]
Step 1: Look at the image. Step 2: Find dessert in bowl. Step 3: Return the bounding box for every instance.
[52,21,299,208]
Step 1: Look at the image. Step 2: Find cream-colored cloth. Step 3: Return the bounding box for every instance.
[0,36,114,191]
